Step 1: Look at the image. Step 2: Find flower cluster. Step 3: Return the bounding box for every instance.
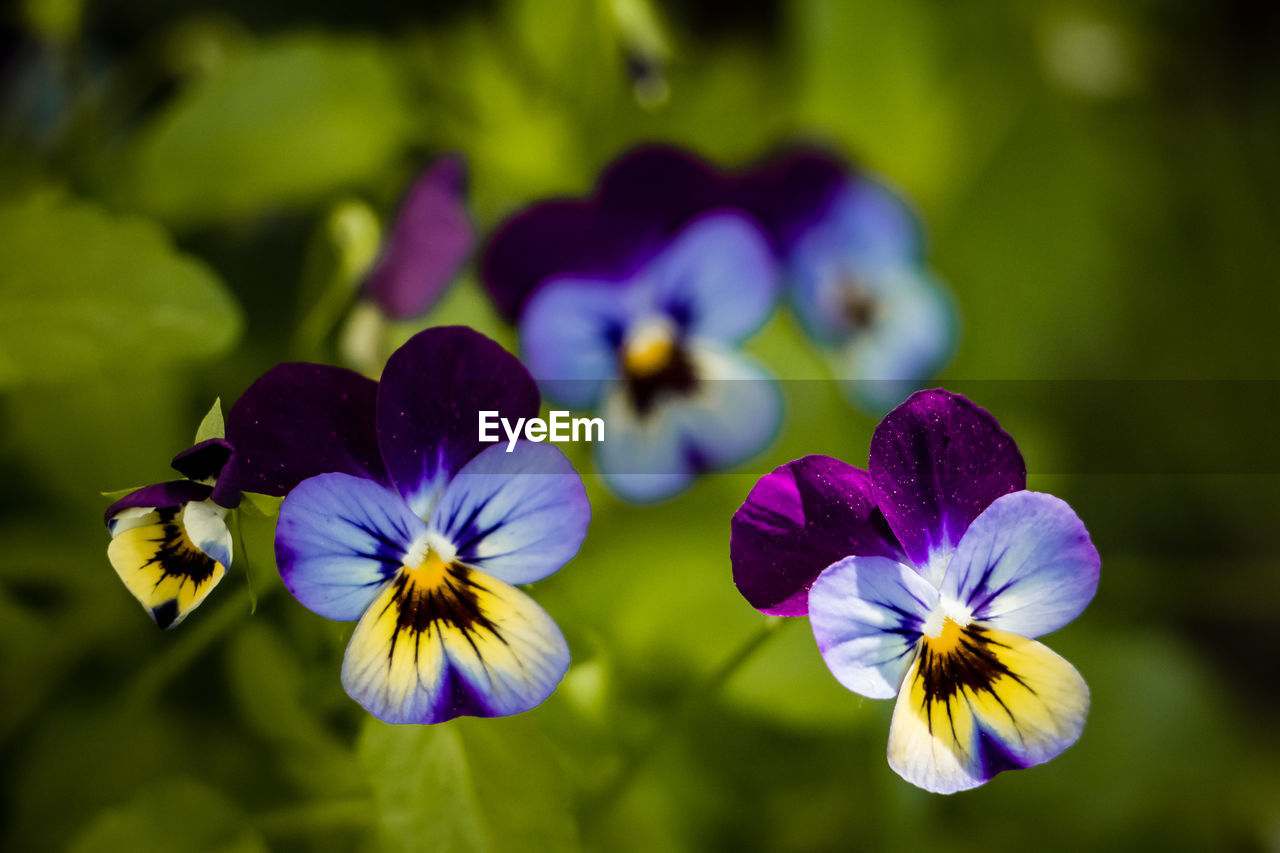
[482,145,954,502]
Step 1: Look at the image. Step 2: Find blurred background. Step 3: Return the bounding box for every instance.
[2,0,1279,850]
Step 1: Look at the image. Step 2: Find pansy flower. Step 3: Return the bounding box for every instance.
[731,389,1098,792]
[253,326,589,724]
[741,149,955,412]
[482,146,783,503]
[104,438,240,629]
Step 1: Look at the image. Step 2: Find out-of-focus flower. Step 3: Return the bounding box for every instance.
[731,389,1098,793]
[362,154,474,321]
[262,327,589,724]
[741,149,956,412]
[104,438,240,629]
[482,146,782,503]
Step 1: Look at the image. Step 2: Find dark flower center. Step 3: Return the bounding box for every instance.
[916,618,1023,722]
[840,280,878,331]
[620,319,697,418]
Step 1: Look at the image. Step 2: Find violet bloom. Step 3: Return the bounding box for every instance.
[742,149,955,412]
[731,390,1098,793]
[104,439,240,629]
[243,327,589,724]
[483,146,782,503]
[362,155,474,320]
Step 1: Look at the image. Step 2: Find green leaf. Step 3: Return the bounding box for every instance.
[0,195,242,388]
[359,715,580,853]
[238,492,284,518]
[193,397,225,443]
[106,35,412,227]
[69,778,268,853]
[100,486,145,501]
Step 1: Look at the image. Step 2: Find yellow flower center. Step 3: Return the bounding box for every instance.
[922,615,966,655]
[403,549,449,588]
[622,317,677,378]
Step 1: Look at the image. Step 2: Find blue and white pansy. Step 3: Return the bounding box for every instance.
[483,146,783,503]
[263,327,589,724]
[731,390,1099,792]
[741,149,956,412]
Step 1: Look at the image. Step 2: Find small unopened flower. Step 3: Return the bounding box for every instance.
[267,327,590,723]
[483,146,782,503]
[731,390,1098,793]
[104,438,240,629]
[741,149,955,412]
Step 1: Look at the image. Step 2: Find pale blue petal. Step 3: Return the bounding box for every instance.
[520,276,632,408]
[647,212,779,343]
[836,267,956,411]
[808,555,939,699]
[941,490,1100,638]
[428,442,590,585]
[276,473,427,621]
[668,345,782,471]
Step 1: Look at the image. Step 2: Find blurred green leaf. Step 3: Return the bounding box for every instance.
[107,35,412,226]
[0,196,241,388]
[359,715,580,853]
[193,397,225,443]
[69,778,268,853]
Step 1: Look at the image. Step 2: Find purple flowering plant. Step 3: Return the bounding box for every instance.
[236,326,590,723]
[732,389,1099,793]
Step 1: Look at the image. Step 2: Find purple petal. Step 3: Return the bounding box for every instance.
[595,144,732,239]
[170,438,241,508]
[104,480,212,526]
[735,146,849,253]
[870,390,1025,582]
[226,363,387,496]
[731,455,905,616]
[809,555,938,699]
[363,155,475,320]
[481,199,639,323]
[941,490,1100,638]
[480,145,735,323]
[376,327,540,517]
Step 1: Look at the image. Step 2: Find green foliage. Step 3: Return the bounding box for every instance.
[69,778,269,853]
[359,716,580,853]
[105,35,413,227]
[0,195,241,388]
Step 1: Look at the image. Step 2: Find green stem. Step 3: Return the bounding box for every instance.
[586,615,790,821]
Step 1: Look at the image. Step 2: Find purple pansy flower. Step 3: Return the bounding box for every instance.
[731,389,1099,793]
[482,146,783,503]
[741,149,956,412]
[362,154,474,320]
[263,326,590,724]
[104,438,241,629]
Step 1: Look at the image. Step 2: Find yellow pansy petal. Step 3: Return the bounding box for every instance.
[887,622,1089,793]
[107,506,228,629]
[340,560,568,724]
